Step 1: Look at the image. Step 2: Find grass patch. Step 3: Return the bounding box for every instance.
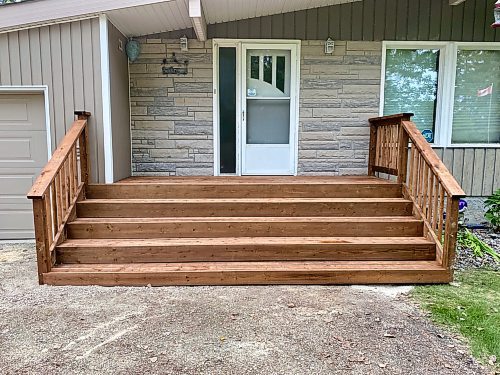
[412,270,500,368]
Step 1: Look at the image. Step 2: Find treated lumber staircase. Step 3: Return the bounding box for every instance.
[42,176,451,286]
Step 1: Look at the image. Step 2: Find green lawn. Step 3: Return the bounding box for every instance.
[412,270,500,369]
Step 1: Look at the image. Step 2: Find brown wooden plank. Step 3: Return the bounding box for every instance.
[57,236,435,264]
[76,198,414,218]
[43,260,451,286]
[67,216,423,239]
[86,182,402,199]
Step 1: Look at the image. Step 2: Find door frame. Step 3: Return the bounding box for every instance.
[212,39,301,176]
[0,85,52,160]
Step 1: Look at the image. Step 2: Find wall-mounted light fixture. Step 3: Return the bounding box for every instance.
[492,1,500,28]
[180,36,189,52]
[325,38,335,54]
[125,39,141,62]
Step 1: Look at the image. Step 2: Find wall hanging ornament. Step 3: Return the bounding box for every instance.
[126,39,141,62]
[493,1,500,28]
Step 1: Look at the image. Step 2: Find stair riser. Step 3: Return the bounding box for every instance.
[43,269,452,286]
[86,184,402,199]
[76,202,413,218]
[56,243,436,263]
[67,221,424,239]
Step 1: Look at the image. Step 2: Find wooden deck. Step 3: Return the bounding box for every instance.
[27,113,465,286]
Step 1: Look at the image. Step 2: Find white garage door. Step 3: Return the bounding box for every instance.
[0,93,48,239]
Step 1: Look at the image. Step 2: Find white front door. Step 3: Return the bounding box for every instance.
[241,43,298,175]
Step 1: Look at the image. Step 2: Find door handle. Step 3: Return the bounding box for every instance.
[242,110,245,122]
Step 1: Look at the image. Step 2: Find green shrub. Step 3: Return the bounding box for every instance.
[485,189,500,231]
[457,228,500,263]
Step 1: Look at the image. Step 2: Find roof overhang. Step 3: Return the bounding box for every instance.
[0,0,369,37]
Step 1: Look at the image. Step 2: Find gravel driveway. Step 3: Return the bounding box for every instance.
[0,241,487,375]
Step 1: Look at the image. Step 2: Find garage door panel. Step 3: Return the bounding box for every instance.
[0,94,45,131]
[0,93,47,239]
[0,130,48,168]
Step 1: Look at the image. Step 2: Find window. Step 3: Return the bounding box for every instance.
[382,43,500,146]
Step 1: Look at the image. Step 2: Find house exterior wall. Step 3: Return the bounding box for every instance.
[130,39,214,176]
[0,18,106,183]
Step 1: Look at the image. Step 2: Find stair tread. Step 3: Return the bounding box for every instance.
[70,216,422,223]
[50,260,444,273]
[78,198,411,203]
[113,176,398,185]
[58,236,434,247]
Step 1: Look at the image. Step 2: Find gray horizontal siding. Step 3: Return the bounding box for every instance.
[0,18,105,183]
[162,0,499,42]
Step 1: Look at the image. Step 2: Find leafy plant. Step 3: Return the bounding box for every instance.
[457,228,500,263]
[485,189,500,231]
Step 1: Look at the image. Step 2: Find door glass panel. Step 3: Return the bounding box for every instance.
[246,49,292,146]
[263,56,272,84]
[218,47,236,173]
[247,99,290,144]
[250,56,259,79]
[276,56,285,93]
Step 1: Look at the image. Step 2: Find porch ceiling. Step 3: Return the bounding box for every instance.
[105,0,364,37]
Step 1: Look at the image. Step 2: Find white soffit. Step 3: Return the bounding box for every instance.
[201,0,363,24]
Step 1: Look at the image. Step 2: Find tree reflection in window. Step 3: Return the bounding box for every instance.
[263,56,272,84]
[276,56,285,93]
[384,49,440,141]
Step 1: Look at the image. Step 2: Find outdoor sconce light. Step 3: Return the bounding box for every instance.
[180,36,189,52]
[492,1,500,28]
[325,38,335,54]
[125,39,141,62]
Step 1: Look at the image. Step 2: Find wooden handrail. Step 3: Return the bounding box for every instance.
[27,111,91,284]
[368,114,465,271]
[401,121,465,198]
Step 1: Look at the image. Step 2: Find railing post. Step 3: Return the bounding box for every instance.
[32,196,51,284]
[443,196,460,269]
[397,126,410,184]
[368,122,377,176]
[74,111,91,186]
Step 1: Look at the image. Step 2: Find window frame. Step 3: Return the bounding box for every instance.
[380,41,500,148]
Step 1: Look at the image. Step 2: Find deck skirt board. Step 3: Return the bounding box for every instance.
[43,261,451,286]
[44,176,448,285]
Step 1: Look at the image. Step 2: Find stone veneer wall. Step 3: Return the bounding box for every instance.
[298,41,381,175]
[130,39,382,176]
[130,39,214,176]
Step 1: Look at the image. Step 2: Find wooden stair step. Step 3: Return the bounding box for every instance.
[76,198,413,218]
[43,260,451,286]
[56,236,436,263]
[86,181,402,199]
[67,216,424,238]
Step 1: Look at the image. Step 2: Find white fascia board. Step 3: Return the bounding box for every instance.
[0,0,174,33]
[189,0,207,41]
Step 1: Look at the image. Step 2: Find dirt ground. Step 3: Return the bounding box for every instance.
[0,241,488,375]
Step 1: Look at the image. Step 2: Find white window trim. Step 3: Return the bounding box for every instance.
[380,41,500,148]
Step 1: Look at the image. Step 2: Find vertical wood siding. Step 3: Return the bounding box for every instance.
[162,0,500,41]
[0,18,105,183]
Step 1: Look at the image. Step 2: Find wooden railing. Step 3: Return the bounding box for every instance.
[27,111,91,283]
[368,113,466,269]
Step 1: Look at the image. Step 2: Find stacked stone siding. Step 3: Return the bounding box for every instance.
[130,39,382,176]
[298,41,381,175]
[130,39,213,176]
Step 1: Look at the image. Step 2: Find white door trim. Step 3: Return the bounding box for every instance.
[212,39,300,176]
[0,85,52,160]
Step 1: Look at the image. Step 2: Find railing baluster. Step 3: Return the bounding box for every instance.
[368,114,465,274]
